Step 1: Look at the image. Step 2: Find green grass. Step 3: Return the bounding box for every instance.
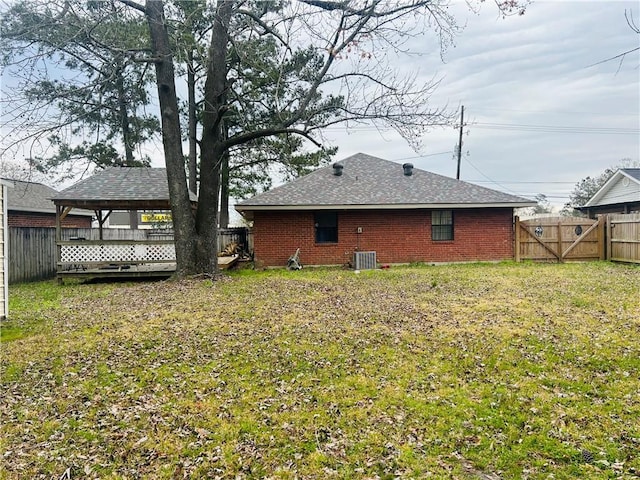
[1,262,639,479]
[1,281,64,341]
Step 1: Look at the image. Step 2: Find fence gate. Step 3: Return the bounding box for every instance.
[515,216,605,262]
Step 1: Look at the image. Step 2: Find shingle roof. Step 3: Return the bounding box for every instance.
[53,167,197,203]
[53,167,198,209]
[622,168,640,181]
[236,153,534,211]
[5,179,58,212]
[3,178,92,216]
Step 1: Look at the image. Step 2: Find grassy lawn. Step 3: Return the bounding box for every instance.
[1,262,639,479]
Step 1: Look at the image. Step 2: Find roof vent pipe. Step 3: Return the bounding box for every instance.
[333,163,344,176]
[403,163,414,176]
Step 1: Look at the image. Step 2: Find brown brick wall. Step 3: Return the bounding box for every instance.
[252,208,515,267]
[8,211,92,228]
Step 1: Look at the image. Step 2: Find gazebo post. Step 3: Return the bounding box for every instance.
[129,210,138,230]
[55,204,74,284]
[96,210,104,240]
[55,205,62,243]
[55,205,62,283]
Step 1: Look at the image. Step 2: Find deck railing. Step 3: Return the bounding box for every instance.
[58,239,176,270]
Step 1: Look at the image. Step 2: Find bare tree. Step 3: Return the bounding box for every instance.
[588,9,640,70]
[3,0,527,276]
[0,160,51,185]
[122,0,461,275]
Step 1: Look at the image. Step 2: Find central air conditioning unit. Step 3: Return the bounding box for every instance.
[354,251,376,270]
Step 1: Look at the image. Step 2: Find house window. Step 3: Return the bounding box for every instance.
[315,212,338,243]
[432,210,453,241]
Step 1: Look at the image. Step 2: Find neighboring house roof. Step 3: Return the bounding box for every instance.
[52,167,197,209]
[3,178,93,216]
[236,153,534,213]
[583,168,640,208]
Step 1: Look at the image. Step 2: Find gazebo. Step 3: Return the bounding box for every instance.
[52,167,196,281]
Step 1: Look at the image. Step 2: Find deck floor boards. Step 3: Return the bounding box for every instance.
[57,256,240,282]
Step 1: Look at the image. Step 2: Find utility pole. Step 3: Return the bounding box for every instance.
[456,105,464,180]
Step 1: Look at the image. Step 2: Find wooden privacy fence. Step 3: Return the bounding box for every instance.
[9,227,57,283]
[515,216,605,263]
[516,214,640,264]
[607,213,640,264]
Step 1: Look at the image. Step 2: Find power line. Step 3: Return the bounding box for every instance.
[472,107,639,117]
[473,122,639,135]
[461,160,580,200]
[321,122,639,135]
[517,195,570,199]
[394,151,452,161]
[467,180,576,184]
[462,157,520,195]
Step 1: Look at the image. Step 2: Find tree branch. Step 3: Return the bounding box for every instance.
[236,9,291,51]
[586,47,640,68]
[116,0,146,13]
[223,127,322,151]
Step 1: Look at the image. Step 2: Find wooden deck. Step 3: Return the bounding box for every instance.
[57,262,177,282]
[56,256,240,283]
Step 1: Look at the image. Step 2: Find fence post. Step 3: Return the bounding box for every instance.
[514,216,521,262]
[597,216,605,261]
[557,219,563,263]
[606,215,612,261]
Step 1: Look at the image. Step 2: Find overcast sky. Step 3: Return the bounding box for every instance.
[2,0,637,209]
[322,0,640,206]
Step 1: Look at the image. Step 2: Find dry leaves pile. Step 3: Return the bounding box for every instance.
[1,262,639,479]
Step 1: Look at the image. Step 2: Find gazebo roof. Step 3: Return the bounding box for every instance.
[53,167,196,210]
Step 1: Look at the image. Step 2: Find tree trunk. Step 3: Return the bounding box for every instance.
[111,1,134,166]
[219,149,230,228]
[116,60,135,165]
[194,0,234,273]
[187,48,198,195]
[145,0,197,276]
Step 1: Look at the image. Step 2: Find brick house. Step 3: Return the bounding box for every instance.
[5,179,93,228]
[235,153,535,268]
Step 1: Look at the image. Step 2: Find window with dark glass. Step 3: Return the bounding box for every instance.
[432,210,453,241]
[314,212,338,243]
